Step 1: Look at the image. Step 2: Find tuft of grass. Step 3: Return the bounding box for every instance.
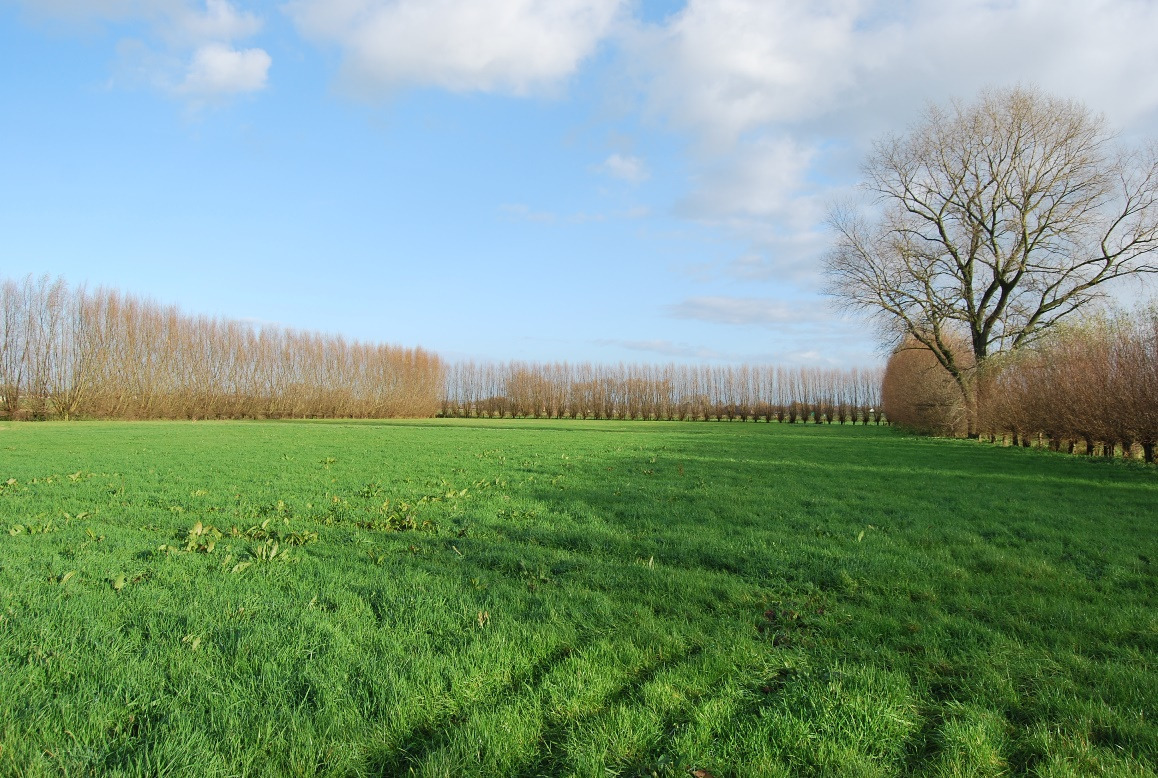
[0,419,1155,776]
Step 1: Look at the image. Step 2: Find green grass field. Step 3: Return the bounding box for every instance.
[0,419,1154,777]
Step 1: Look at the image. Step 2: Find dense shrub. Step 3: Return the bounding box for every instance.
[881,339,969,435]
[882,305,1158,462]
[982,309,1158,461]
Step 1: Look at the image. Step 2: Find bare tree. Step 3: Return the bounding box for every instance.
[0,278,30,418]
[827,86,1158,435]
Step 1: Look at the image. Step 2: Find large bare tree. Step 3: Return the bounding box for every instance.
[826,86,1158,434]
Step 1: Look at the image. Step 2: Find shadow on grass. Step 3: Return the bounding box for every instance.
[362,640,590,775]
[512,644,706,778]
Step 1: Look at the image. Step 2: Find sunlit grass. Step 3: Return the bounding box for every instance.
[0,419,1154,776]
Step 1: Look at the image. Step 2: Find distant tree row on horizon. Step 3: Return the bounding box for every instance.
[0,274,885,424]
[442,360,884,423]
[0,275,442,420]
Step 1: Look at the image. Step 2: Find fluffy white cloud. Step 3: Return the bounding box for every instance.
[596,153,649,183]
[629,0,868,147]
[634,0,1158,145]
[15,0,270,100]
[881,0,1158,130]
[629,0,1158,292]
[286,0,625,96]
[179,42,270,95]
[671,136,835,282]
[678,135,816,222]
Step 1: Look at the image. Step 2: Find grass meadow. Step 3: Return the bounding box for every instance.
[0,419,1154,777]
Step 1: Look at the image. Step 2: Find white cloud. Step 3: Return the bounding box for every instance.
[15,0,270,101]
[633,0,1158,145]
[882,1,1158,130]
[626,0,1158,299]
[668,136,836,284]
[786,349,842,366]
[596,153,649,183]
[286,0,625,96]
[629,0,867,145]
[179,42,270,95]
[592,334,875,366]
[677,135,818,224]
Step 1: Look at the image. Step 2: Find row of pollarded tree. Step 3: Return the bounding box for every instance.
[984,309,1158,462]
[2,274,886,424]
[0,275,443,420]
[881,306,1158,462]
[442,360,884,423]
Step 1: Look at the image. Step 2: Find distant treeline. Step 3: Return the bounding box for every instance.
[1,274,885,424]
[0,275,442,420]
[442,361,884,423]
[883,306,1158,462]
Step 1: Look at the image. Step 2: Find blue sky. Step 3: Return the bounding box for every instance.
[3,0,1158,367]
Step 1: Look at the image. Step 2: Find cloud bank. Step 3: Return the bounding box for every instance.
[286,0,625,96]
[625,0,1158,282]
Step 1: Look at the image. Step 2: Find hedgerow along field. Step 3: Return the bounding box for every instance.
[1,420,1154,777]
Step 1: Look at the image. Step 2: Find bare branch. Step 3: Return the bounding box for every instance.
[825,86,1158,433]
